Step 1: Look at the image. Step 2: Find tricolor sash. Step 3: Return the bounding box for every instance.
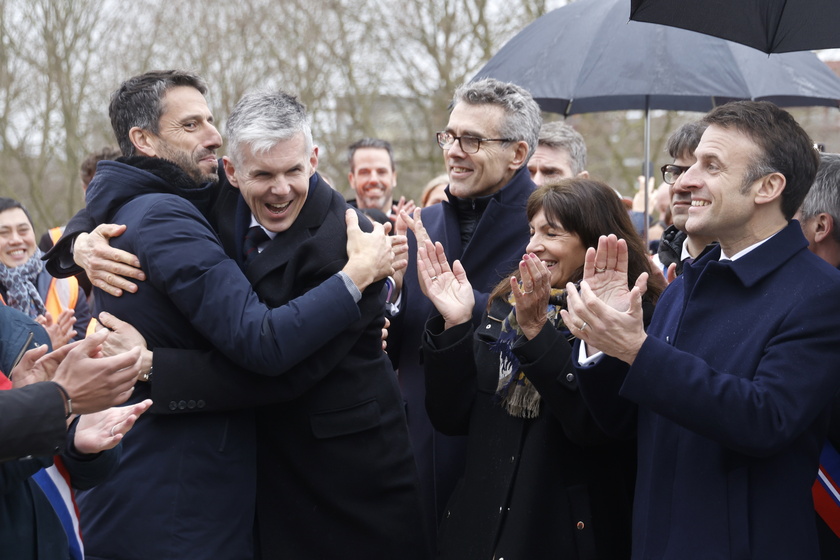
[814,441,840,538]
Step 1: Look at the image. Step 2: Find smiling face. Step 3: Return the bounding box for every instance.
[444,103,526,199]
[224,133,317,233]
[680,125,773,254]
[348,147,396,213]
[134,86,222,184]
[669,152,697,232]
[525,208,586,288]
[0,208,37,268]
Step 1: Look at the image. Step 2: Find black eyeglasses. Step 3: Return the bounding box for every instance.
[661,164,691,185]
[436,131,514,154]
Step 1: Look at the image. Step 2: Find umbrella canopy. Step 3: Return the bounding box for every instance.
[474,0,840,117]
[630,0,840,55]
[473,0,840,236]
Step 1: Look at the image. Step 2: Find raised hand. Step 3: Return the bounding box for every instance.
[36,309,77,349]
[581,235,648,313]
[343,209,399,290]
[400,207,432,250]
[51,329,142,414]
[511,253,552,340]
[417,239,474,330]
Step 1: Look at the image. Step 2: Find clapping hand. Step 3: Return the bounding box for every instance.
[417,239,474,330]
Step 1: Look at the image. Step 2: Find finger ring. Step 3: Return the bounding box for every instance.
[579,321,588,331]
[110,425,118,437]
[521,289,533,295]
[430,276,438,281]
[595,267,607,273]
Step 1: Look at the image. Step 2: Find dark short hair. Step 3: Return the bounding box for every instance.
[666,121,707,160]
[80,146,122,187]
[799,153,840,242]
[701,101,819,220]
[109,70,208,157]
[489,178,664,304]
[0,197,34,227]
[347,138,395,172]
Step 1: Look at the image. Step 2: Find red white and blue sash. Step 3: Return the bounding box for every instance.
[814,441,840,538]
[31,457,84,560]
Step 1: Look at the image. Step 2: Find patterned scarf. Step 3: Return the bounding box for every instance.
[489,288,570,418]
[0,249,47,318]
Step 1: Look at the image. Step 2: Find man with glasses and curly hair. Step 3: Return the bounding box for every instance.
[388,78,541,544]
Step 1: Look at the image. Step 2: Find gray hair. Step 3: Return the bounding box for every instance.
[109,70,208,157]
[226,89,313,164]
[538,121,587,175]
[799,153,840,242]
[453,78,542,164]
[347,138,395,171]
[666,121,707,160]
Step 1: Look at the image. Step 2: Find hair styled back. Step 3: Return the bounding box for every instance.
[538,121,587,175]
[489,178,664,305]
[226,89,313,165]
[109,70,208,157]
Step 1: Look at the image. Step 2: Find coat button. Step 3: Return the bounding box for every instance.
[486,324,492,329]
[178,400,187,410]
[197,400,206,409]
[576,521,585,530]
[565,372,575,382]
[168,401,177,411]
[187,400,196,409]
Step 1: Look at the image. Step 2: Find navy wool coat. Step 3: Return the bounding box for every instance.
[576,221,840,560]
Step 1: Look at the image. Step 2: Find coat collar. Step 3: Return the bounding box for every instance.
[683,221,808,289]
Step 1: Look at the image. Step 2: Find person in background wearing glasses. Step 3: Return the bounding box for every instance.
[387,78,540,549]
[653,121,717,280]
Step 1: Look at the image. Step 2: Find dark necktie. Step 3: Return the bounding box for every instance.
[243,225,269,265]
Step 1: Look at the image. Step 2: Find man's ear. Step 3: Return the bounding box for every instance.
[509,141,529,170]
[813,212,834,243]
[577,170,590,179]
[129,127,157,157]
[222,156,239,189]
[754,172,786,206]
[309,146,319,176]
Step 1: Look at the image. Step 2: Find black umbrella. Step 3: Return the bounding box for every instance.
[474,0,840,230]
[630,0,840,55]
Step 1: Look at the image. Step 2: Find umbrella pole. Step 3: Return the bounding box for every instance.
[643,95,651,249]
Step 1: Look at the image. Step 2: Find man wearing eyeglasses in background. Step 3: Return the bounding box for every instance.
[386,78,541,548]
[653,121,718,280]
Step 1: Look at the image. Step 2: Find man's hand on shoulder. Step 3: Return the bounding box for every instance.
[75,224,145,297]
